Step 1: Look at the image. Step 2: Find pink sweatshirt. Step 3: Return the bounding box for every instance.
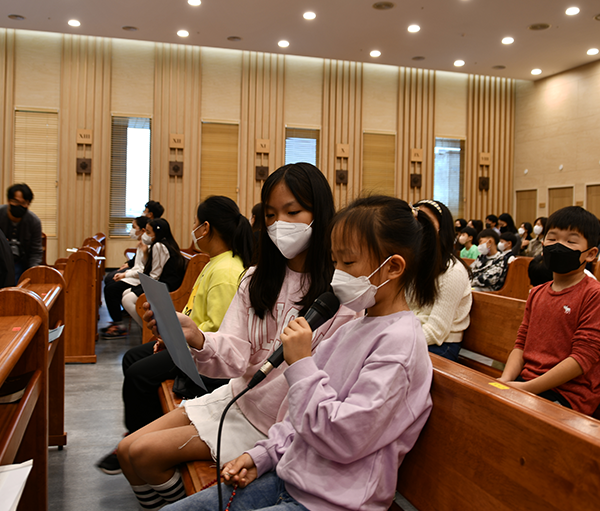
[247,310,433,511]
[190,266,356,435]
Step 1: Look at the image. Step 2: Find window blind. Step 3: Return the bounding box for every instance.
[109,116,151,236]
[362,132,396,195]
[285,128,320,167]
[200,122,239,201]
[13,110,59,237]
[434,138,464,218]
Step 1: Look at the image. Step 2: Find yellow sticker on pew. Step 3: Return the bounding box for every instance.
[489,382,509,390]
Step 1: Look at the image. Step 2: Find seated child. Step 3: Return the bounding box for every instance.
[459,226,479,259]
[469,228,508,291]
[498,231,518,264]
[163,196,436,511]
[499,206,600,415]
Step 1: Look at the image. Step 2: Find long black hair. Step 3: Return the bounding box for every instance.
[248,162,335,319]
[414,199,469,275]
[330,196,440,307]
[144,218,185,275]
[196,196,254,268]
[499,212,518,233]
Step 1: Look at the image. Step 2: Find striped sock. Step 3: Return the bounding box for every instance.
[131,483,166,510]
[150,470,187,503]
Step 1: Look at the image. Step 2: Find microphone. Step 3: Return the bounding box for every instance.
[247,292,340,389]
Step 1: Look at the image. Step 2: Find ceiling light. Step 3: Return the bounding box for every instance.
[370,50,381,57]
[372,2,395,10]
[531,68,542,75]
[8,14,25,21]
[588,48,599,55]
[528,23,551,31]
[408,25,420,33]
[188,0,201,5]
[454,60,465,67]
[177,30,189,37]
[278,40,290,48]
[565,7,580,15]
[122,26,138,32]
[502,37,514,45]
[303,12,316,20]
[68,20,81,27]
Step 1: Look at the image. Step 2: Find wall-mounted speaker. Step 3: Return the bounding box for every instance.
[410,173,422,189]
[76,158,92,174]
[169,161,183,176]
[479,176,490,191]
[336,169,348,185]
[255,166,269,181]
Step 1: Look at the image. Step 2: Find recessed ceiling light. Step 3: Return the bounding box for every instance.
[531,68,542,75]
[372,2,394,10]
[370,50,381,57]
[408,25,420,33]
[528,23,551,31]
[565,7,580,15]
[502,37,514,45]
[303,12,316,20]
[412,56,425,61]
[8,14,25,21]
[177,30,189,37]
[188,0,201,5]
[454,60,465,67]
[492,65,506,70]
[122,26,138,32]
[588,48,600,55]
[227,36,242,42]
[68,20,81,27]
[278,40,290,48]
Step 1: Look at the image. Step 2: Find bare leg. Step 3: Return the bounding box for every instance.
[117,408,212,486]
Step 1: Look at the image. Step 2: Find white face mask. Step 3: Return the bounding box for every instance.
[142,233,154,245]
[533,225,543,236]
[518,227,525,236]
[498,241,507,252]
[458,235,468,245]
[478,243,490,256]
[267,220,313,259]
[330,256,392,312]
[191,224,205,251]
[129,228,140,240]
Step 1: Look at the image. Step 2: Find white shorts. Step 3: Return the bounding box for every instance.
[182,383,267,466]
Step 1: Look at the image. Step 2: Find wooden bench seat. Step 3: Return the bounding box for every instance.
[490,256,532,300]
[396,354,600,511]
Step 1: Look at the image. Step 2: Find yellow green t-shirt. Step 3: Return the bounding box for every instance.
[182,250,245,332]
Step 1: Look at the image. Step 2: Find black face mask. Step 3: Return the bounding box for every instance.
[485,222,492,229]
[543,243,586,274]
[499,226,508,233]
[9,204,27,218]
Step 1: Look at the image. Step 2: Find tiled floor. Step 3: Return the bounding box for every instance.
[48,303,141,510]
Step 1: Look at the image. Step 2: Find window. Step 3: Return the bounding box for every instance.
[434,138,464,218]
[109,116,151,236]
[13,110,59,237]
[285,128,319,166]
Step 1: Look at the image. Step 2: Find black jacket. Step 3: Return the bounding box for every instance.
[0,204,43,268]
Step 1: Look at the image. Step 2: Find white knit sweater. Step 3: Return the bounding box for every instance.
[407,259,472,346]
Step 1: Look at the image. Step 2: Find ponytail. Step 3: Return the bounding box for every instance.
[413,209,442,307]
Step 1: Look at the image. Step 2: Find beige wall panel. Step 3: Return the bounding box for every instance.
[239,51,285,217]
[201,47,242,122]
[152,43,203,248]
[46,238,58,265]
[58,35,112,256]
[362,63,397,133]
[111,38,154,116]
[586,185,600,219]
[284,55,323,128]
[14,30,61,109]
[106,239,132,267]
[0,29,16,193]
[435,70,468,139]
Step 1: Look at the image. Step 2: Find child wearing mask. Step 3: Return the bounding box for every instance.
[525,217,547,258]
[499,206,600,416]
[459,226,479,259]
[469,229,508,292]
[498,232,518,265]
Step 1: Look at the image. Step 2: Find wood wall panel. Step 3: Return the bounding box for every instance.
[465,75,515,221]
[239,51,285,216]
[322,59,363,210]
[397,68,436,204]
[152,43,202,246]
[58,35,112,255]
[0,29,16,195]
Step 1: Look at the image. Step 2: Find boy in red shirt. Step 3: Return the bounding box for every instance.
[499,206,600,415]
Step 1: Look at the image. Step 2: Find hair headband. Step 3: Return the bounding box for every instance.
[415,199,443,217]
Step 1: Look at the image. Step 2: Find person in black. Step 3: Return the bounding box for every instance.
[0,231,15,288]
[0,183,43,284]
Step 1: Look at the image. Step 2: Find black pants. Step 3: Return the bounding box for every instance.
[104,270,132,323]
[122,342,229,433]
[516,375,572,408]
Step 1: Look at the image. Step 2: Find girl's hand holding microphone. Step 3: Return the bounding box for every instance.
[280,317,313,366]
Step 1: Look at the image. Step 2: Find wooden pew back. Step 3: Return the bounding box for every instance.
[459,291,526,377]
[397,355,600,511]
[489,256,532,300]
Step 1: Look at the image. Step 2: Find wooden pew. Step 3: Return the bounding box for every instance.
[458,291,526,378]
[396,354,600,511]
[135,252,210,344]
[17,266,67,448]
[490,256,532,300]
[0,287,49,511]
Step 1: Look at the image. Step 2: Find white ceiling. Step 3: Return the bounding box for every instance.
[2,0,600,81]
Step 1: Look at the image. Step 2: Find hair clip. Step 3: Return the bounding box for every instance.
[410,205,419,219]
